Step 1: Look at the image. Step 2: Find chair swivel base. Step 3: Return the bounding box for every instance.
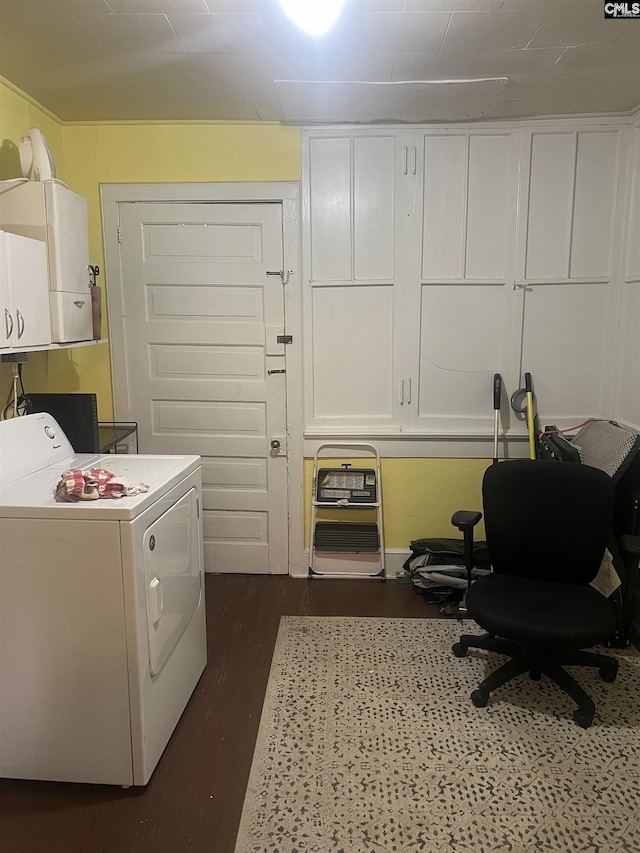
[452,632,619,728]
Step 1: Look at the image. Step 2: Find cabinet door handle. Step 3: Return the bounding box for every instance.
[400,379,405,405]
[4,308,13,339]
[403,145,408,175]
[407,378,412,404]
[412,146,417,175]
[16,310,24,339]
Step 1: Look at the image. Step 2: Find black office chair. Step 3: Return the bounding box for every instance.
[451,460,619,728]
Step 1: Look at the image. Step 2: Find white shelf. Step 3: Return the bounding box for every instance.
[1,339,108,358]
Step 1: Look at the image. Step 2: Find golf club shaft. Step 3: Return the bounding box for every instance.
[525,373,536,460]
[493,373,501,464]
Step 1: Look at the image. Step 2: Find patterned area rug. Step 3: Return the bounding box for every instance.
[234,617,640,853]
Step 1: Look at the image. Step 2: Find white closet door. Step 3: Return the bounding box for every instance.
[617,125,640,431]
[410,131,520,433]
[517,128,622,427]
[305,132,409,431]
[118,202,288,575]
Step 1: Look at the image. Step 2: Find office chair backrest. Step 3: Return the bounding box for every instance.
[483,460,614,585]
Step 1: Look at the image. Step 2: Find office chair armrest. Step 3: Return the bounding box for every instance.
[451,510,482,531]
[451,511,483,589]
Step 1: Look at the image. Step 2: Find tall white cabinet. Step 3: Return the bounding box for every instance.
[303,120,632,440]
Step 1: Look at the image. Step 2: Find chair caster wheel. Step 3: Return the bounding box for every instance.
[452,643,467,658]
[599,662,618,683]
[471,689,489,708]
[573,708,593,729]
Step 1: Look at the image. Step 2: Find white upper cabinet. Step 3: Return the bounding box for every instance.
[0,230,51,350]
[308,134,399,283]
[523,130,620,282]
[418,132,516,282]
[309,137,352,282]
[0,182,93,345]
[420,134,468,281]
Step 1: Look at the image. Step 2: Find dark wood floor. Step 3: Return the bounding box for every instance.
[0,574,445,853]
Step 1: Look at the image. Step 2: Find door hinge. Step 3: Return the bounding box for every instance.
[276,334,293,345]
[117,227,122,243]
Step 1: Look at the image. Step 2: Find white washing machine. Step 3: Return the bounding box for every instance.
[0,412,207,786]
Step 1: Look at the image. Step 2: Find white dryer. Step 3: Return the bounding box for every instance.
[0,412,207,786]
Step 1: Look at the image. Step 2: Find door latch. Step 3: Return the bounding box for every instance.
[276,335,293,345]
[267,270,293,286]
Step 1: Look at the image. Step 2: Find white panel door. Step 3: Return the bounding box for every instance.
[118,202,287,575]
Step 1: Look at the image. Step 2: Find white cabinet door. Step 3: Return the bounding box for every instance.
[523,130,620,282]
[0,230,51,349]
[0,232,10,349]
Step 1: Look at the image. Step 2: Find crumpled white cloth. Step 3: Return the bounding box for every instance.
[55,468,150,502]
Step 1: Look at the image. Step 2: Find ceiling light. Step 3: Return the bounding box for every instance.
[279,0,346,37]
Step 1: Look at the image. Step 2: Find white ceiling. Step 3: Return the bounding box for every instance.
[0,0,638,123]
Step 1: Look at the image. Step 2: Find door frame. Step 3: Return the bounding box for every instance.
[101,182,304,576]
